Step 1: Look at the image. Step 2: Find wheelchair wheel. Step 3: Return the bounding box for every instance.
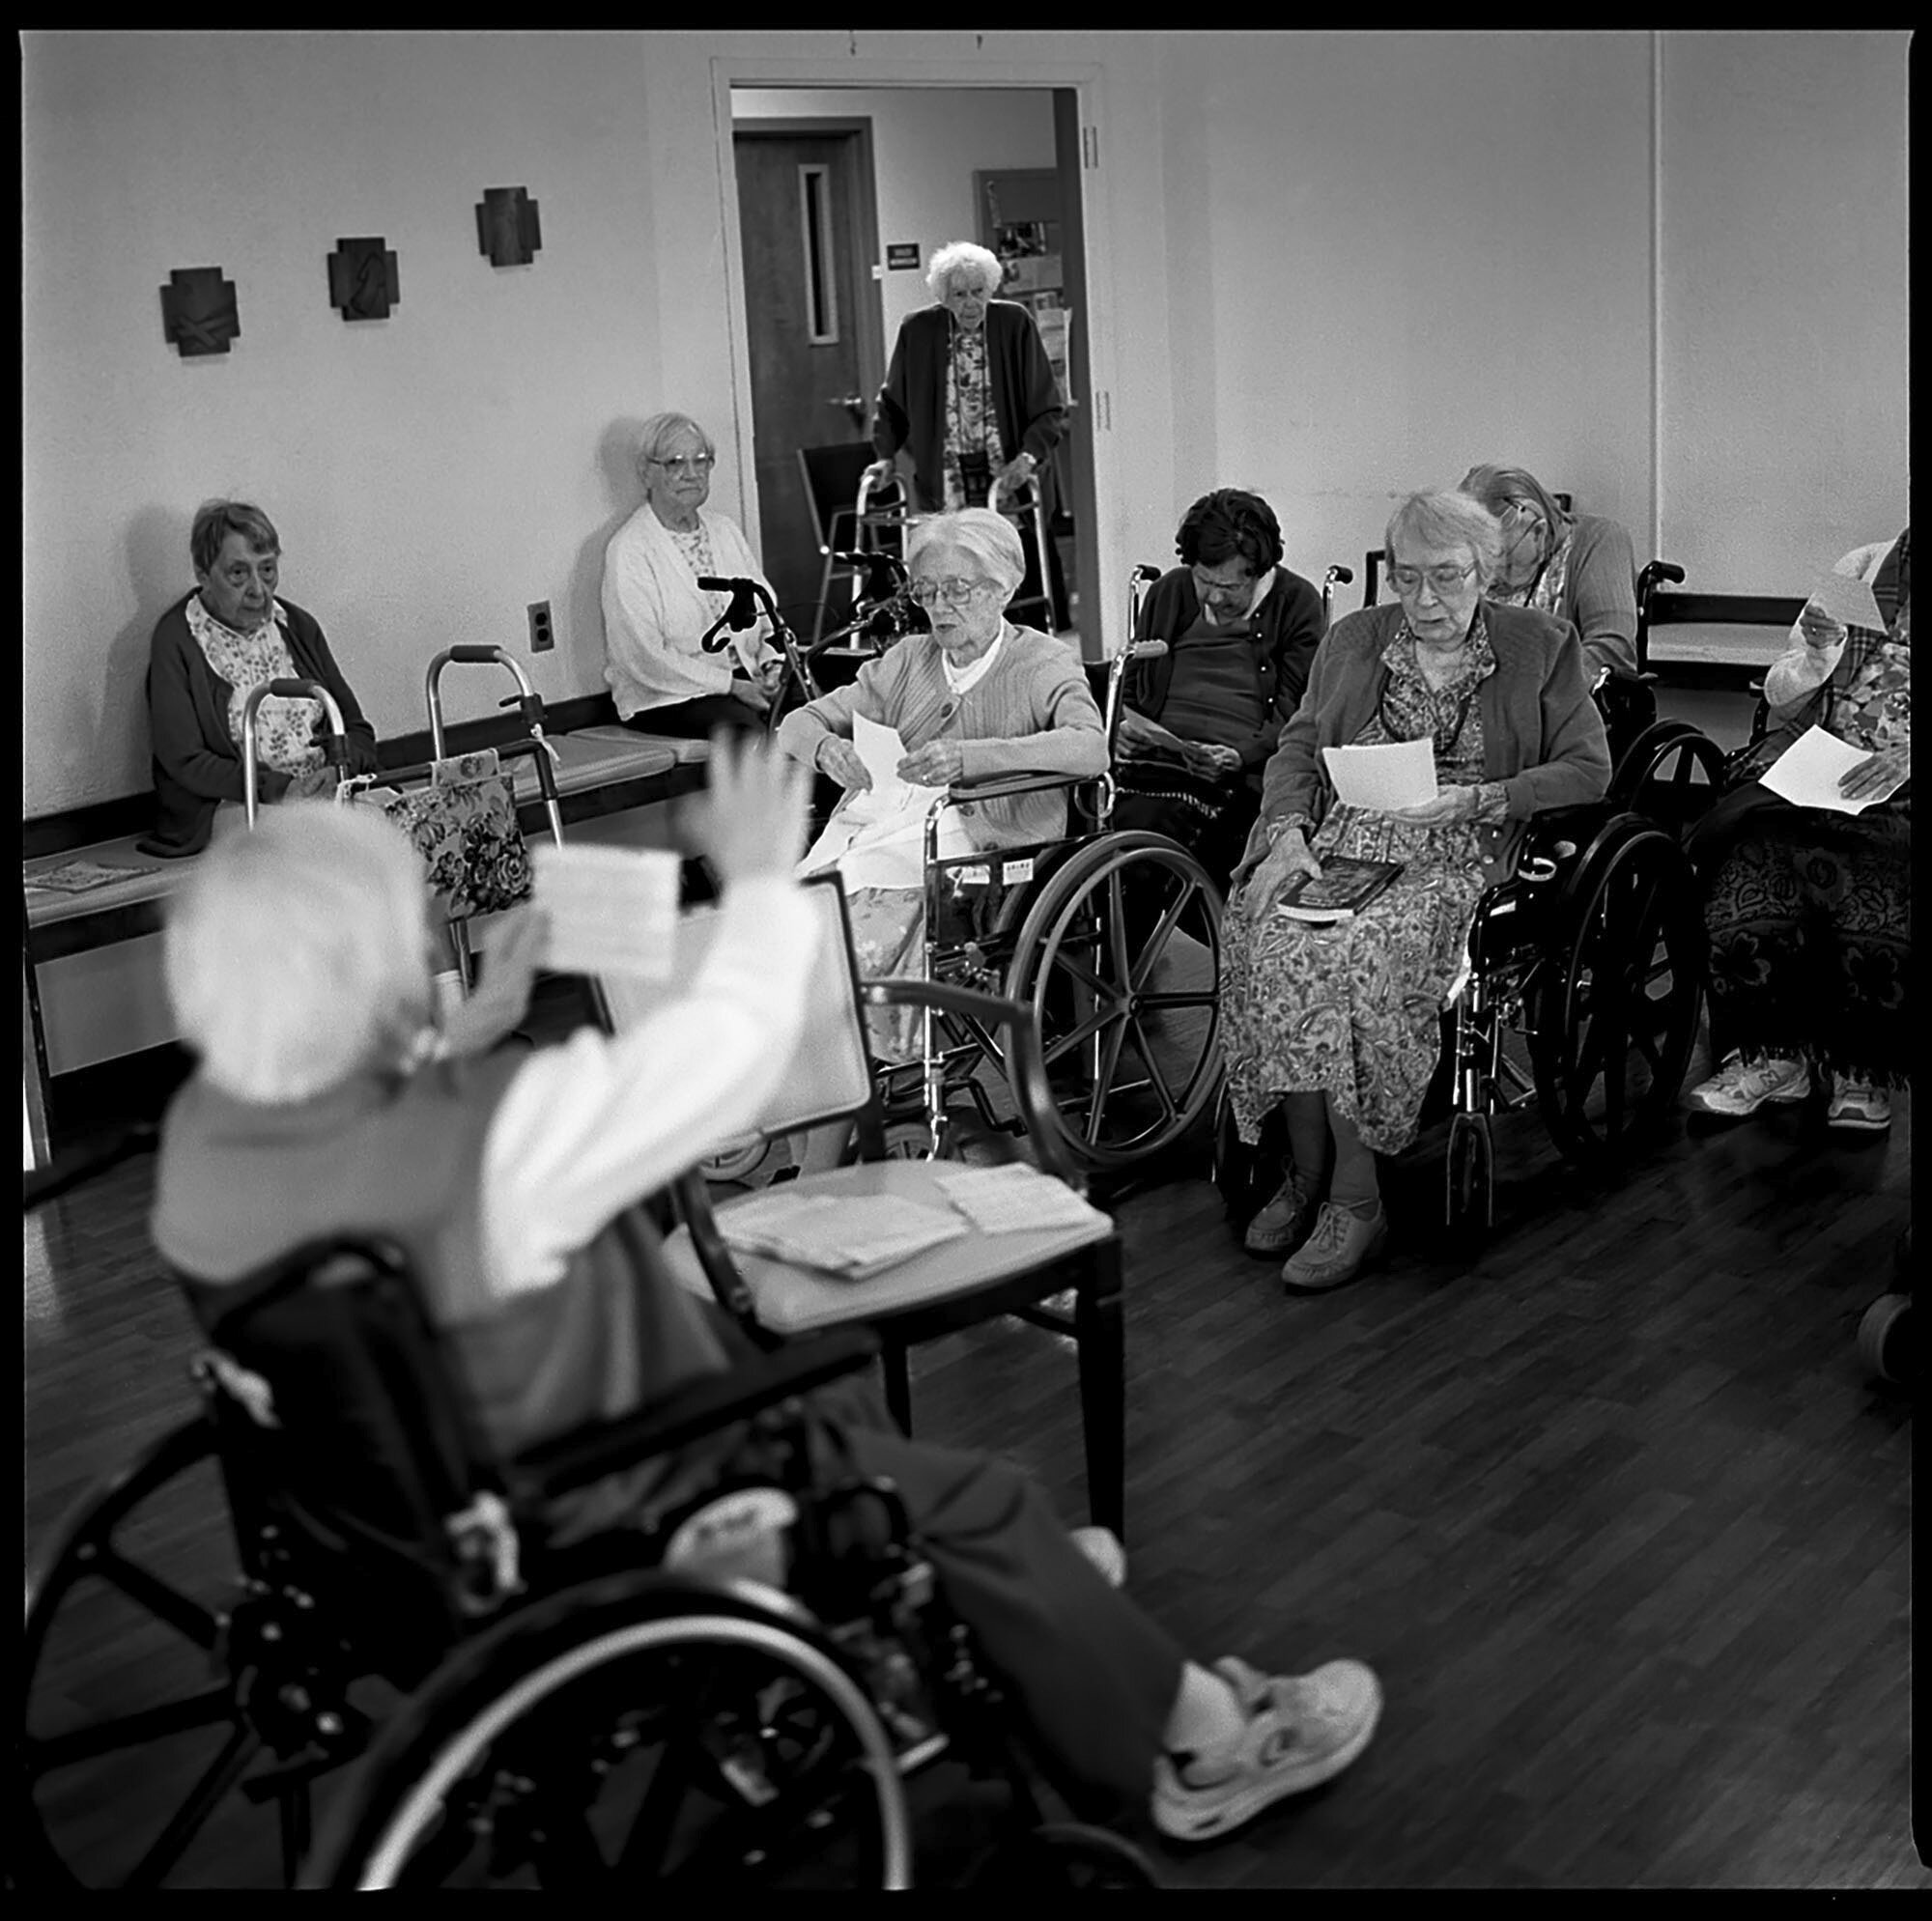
[1608,720,1727,836]
[1004,832,1224,1174]
[972,1821,1161,1888]
[700,1138,776,1185]
[307,1570,913,1889]
[1443,1113,1495,1243]
[1858,1294,1916,1388]
[20,1413,319,1888]
[1530,820,1703,1168]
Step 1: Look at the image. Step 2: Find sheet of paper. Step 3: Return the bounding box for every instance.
[719,1191,968,1276]
[852,712,912,802]
[1810,567,1886,635]
[530,843,681,979]
[931,1164,1110,1235]
[1757,724,1901,816]
[1321,737,1438,810]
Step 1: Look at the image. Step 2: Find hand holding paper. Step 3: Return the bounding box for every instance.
[1758,725,1907,816]
[1321,737,1438,811]
[1808,566,1886,638]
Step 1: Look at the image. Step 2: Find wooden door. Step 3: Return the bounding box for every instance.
[732,125,883,618]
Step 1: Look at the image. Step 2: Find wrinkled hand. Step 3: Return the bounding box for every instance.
[899,740,966,787]
[862,458,898,494]
[731,672,772,714]
[1181,741,1241,780]
[816,737,872,793]
[1838,742,1909,802]
[755,653,787,693]
[1384,785,1477,828]
[696,732,812,886]
[441,906,546,1058]
[995,455,1037,496]
[287,763,339,802]
[1233,829,1321,917]
[1798,601,1849,653]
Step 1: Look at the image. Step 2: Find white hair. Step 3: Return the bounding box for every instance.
[165,804,432,1104]
[1385,491,1505,586]
[926,241,1003,299]
[635,411,715,484]
[907,508,1027,600]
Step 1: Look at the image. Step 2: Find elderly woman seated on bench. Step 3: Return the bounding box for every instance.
[148,737,1380,1847]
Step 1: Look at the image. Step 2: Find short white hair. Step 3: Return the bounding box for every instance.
[165,804,432,1104]
[908,508,1027,601]
[926,241,1003,298]
[1385,491,1505,586]
[635,411,715,484]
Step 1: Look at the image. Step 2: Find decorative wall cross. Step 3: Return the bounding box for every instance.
[159,267,241,356]
[476,187,542,268]
[327,238,401,321]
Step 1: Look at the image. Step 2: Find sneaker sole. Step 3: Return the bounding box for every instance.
[1152,1681,1384,1842]
[1826,1110,1891,1132]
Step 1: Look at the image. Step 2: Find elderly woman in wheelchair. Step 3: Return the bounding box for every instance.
[51,737,1380,1885]
[1221,491,1613,1292]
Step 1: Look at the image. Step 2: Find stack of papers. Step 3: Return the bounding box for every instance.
[931,1165,1111,1235]
[719,1192,969,1279]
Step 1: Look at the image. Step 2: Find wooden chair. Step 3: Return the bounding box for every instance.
[601,873,1128,1539]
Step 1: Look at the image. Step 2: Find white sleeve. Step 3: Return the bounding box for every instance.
[476,878,817,1301]
[1768,540,1893,707]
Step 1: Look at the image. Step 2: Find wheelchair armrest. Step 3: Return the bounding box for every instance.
[946,771,1097,805]
[507,1326,883,1502]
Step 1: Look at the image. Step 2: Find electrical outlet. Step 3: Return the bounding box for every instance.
[527,601,554,653]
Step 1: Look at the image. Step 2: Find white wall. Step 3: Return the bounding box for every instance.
[730,87,1058,372]
[23,30,1910,821]
[1659,32,1910,595]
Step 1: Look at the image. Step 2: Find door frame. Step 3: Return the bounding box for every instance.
[711,57,1113,651]
[730,116,886,418]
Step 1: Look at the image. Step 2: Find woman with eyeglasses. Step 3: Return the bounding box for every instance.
[1220,492,1610,1292]
[602,411,785,740]
[1458,465,1640,680]
[778,507,1105,1065]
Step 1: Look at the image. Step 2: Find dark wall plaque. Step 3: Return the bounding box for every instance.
[160,267,241,356]
[477,186,542,268]
[886,242,922,270]
[327,238,401,322]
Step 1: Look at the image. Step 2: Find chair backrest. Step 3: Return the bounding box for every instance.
[797,443,880,555]
[601,872,876,1143]
[1636,586,1804,692]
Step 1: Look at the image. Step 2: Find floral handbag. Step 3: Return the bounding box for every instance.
[359,749,534,921]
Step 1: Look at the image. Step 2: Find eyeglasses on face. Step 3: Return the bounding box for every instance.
[908,577,995,607]
[650,455,715,474]
[1386,561,1478,597]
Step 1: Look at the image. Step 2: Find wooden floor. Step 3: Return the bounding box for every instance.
[23,1036,1918,1889]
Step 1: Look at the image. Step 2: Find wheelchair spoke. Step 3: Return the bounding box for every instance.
[1127,879,1201,994]
[129,1722,266,1887]
[1124,1012,1181,1124]
[90,1545,225,1653]
[1084,1014,1134,1144]
[25,1684,238,1776]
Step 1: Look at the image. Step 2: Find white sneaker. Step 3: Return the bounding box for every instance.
[1151,1655,1382,1843]
[1684,1052,1811,1117]
[1826,1078,1892,1132]
[1069,1525,1127,1590]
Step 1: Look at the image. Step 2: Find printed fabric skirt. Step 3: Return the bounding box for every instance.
[1221,805,1489,1156]
[845,886,927,1065]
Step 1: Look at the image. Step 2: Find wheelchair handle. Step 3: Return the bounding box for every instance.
[1125,638,1169,662]
[242,678,350,826]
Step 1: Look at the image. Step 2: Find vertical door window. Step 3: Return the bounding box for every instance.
[799,164,838,344]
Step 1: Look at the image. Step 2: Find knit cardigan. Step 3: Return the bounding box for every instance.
[1247,601,1611,873]
[871,301,1065,513]
[142,592,379,859]
[776,625,1106,850]
[1127,564,1327,778]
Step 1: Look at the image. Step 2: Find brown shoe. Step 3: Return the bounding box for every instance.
[1243,1173,1320,1258]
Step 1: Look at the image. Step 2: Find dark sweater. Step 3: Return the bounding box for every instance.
[142,591,379,857]
[871,301,1065,512]
[1250,600,1611,872]
[1128,565,1326,781]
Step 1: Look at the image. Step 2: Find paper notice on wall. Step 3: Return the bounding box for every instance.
[530,843,680,979]
[1321,737,1438,811]
[1809,566,1886,635]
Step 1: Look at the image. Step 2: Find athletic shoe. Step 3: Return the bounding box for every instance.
[1826,1079,1892,1132]
[1684,1052,1810,1116]
[1281,1202,1389,1294]
[1069,1525,1127,1590]
[1243,1173,1321,1259]
[1151,1654,1382,1843]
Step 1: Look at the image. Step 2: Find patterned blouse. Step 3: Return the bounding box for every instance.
[667,521,733,632]
[1487,524,1574,626]
[186,594,326,777]
[942,321,999,510]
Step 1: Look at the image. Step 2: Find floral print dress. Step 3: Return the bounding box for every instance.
[941,323,999,510]
[186,595,327,779]
[1222,621,1500,1156]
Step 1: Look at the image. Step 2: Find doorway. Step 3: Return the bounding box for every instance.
[728,84,1098,656]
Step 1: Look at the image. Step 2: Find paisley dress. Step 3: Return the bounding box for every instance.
[1222,619,1502,1155]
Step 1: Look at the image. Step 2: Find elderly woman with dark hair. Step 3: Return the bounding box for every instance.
[779,507,1105,1065]
[140,500,379,858]
[1458,465,1640,680]
[602,411,784,740]
[865,242,1065,516]
[1114,489,1327,884]
[1222,491,1610,1292]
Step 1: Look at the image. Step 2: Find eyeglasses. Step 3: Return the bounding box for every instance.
[908,578,995,607]
[1385,561,1478,598]
[649,455,715,474]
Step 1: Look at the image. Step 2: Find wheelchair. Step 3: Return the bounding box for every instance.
[1217,555,1727,1241]
[19,1171,1161,1890]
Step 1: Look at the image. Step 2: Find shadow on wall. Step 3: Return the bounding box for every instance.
[99,504,190,812]
[568,417,650,673]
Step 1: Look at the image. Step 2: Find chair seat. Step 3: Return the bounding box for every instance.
[662,1160,1115,1336]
